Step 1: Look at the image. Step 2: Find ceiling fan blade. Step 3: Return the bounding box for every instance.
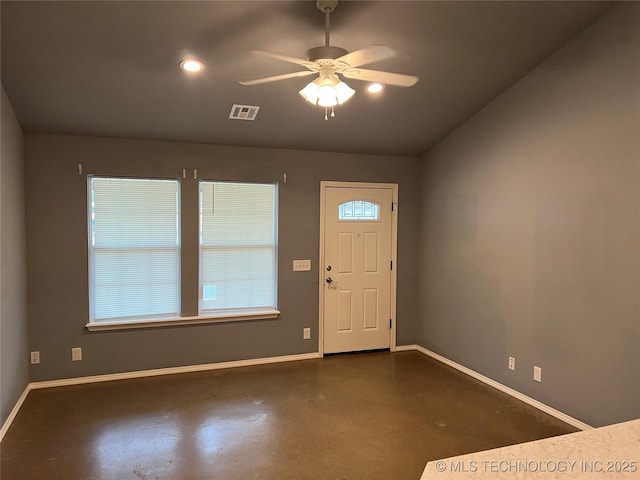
[251,50,313,67]
[342,68,419,87]
[337,45,396,68]
[239,70,315,86]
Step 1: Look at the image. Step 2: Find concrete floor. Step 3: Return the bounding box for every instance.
[1,351,576,479]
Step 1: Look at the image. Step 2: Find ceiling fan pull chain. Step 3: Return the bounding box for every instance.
[331,106,336,118]
[324,107,328,121]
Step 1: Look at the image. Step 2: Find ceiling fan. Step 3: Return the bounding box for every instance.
[239,0,419,119]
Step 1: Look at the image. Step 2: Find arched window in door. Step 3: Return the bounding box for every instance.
[338,200,379,220]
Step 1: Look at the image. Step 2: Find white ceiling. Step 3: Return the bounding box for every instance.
[1,1,613,156]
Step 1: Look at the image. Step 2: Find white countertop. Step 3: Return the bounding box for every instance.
[421,419,639,480]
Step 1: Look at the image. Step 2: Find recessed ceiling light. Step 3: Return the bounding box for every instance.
[367,83,384,93]
[180,59,203,73]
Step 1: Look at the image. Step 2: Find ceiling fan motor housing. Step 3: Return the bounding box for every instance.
[307,46,349,62]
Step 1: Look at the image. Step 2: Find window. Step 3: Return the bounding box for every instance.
[338,200,379,220]
[86,176,279,331]
[199,181,277,315]
[88,177,180,322]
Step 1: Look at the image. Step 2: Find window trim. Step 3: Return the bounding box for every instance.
[85,309,280,332]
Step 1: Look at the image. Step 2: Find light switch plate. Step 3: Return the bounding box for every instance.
[293,260,311,271]
[533,366,542,382]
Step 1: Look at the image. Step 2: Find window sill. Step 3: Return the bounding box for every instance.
[85,310,280,332]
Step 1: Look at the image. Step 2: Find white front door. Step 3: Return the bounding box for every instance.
[321,183,396,354]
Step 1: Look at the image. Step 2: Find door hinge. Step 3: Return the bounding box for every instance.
[390,260,393,270]
[389,319,392,329]
[391,202,394,211]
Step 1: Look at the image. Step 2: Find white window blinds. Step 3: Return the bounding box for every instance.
[89,177,180,322]
[199,181,277,313]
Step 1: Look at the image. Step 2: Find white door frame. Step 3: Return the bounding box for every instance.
[318,181,398,356]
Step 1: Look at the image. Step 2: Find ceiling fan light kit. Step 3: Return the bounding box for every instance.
[299,71,355,107]
[239,0,418,120]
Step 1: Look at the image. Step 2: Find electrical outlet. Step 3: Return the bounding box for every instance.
[533,366,542,382]
[30,351,40,365]
[293,260,312,272]
[72,347,82,362]
[303,327,311,340]
[508,356,516,371]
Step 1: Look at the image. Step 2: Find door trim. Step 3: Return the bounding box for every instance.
[318,181,398,356]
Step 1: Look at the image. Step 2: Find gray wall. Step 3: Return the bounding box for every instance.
[1,85,29,426]
[24,134,420,381]
[417,2,639,427]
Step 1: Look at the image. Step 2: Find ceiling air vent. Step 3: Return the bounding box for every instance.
[229,104,260,120]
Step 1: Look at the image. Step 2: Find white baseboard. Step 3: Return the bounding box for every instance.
[395,344,418,352]
[0,351,321,441]
[30,352,322,390]
[406,344,592,431]
[0,385,31,443]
